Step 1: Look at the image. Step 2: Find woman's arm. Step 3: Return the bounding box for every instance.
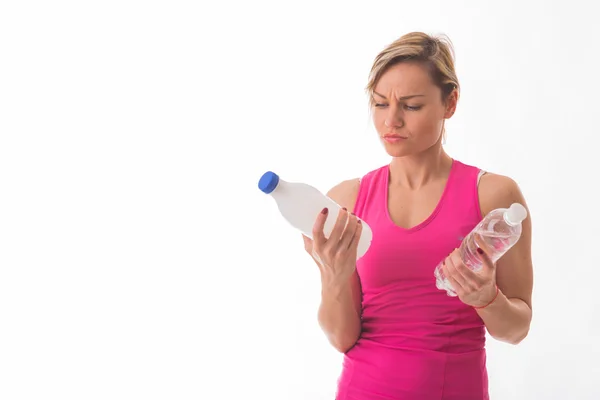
[302,179,363,353]
[476,173,534,344]
[317,269,362,353]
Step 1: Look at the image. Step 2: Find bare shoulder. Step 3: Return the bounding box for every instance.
[326,178,361,213]
[478,172,529,216]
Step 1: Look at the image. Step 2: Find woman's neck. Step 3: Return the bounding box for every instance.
[388,143,453,190]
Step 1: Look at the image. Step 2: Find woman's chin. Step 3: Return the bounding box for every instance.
[381,142,412,157]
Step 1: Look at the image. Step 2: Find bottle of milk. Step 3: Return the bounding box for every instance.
[258,171,373,259]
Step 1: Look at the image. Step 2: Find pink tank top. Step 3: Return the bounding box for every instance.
[336,159,489,400]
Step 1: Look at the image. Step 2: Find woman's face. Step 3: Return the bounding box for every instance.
[372,62,457,157]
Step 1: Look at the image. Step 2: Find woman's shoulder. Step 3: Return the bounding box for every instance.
[450,158,528,217]
[477,170,527,216]
[326,178,361,212]
[326,165,388,212]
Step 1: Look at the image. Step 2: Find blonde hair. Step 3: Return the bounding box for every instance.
[366,32,460,107]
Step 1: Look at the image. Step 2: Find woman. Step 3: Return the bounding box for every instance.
[302,32,534,400]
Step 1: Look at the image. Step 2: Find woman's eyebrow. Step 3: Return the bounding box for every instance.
[373,91,426,100]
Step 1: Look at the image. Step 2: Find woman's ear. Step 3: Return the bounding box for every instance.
[444,89,459,119]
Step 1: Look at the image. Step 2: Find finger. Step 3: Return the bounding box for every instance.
[349,219,363,253]
[339,212,359,250]
[449,253,484,293]
[444,266,462,295]
[450,250,481,284]
[328,207,349,244]
[312,207,329,247]
[444,256,467,290]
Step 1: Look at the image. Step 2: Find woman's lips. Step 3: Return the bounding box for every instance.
[383,135,407,143]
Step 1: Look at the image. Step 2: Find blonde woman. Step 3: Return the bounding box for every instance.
[303,32,533,399]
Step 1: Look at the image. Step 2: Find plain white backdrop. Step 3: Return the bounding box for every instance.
[1,1,599,399]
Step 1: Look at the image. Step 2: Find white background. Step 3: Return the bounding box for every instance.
[1,1,598,399]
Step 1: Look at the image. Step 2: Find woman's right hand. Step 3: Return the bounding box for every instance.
[302,207,363,285]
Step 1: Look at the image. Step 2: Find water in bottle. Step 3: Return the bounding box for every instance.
[434,203,528,296]
[258,171,373,259]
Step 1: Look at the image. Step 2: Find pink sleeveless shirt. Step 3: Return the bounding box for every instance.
[336,159,489,400]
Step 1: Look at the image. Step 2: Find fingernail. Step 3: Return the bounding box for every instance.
[477,247,483,255]
[321,208,328,214]
[351,212,355,216]
[358,220,362,224]
[342,207,347,211]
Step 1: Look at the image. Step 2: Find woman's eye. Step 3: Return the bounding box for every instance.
[374,103,421,110]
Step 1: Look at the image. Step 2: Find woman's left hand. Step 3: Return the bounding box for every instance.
[441,245,498,308]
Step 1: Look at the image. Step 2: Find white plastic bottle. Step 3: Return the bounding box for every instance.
[434,203,528,296]
[258,171,373,259]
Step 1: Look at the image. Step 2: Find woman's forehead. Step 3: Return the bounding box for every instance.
[375,63,435,94]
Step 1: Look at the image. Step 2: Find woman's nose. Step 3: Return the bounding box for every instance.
[384,113,404,129]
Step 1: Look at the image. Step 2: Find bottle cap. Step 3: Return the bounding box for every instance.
[258,171,280,194]
[505,203,527,225]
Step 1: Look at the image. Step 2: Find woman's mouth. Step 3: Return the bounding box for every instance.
[383,134,408,143]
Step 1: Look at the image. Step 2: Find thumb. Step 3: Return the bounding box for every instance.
[473,235,495,272]
[302,234,313,252]
[476,246,495,272]
[302,233,324,267]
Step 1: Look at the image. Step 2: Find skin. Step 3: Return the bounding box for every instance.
[303,61,533,352]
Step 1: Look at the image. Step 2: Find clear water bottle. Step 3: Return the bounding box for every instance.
[258,171,373,259]
[434,203,528,296]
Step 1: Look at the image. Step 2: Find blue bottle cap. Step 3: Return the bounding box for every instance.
[258,171,279,194]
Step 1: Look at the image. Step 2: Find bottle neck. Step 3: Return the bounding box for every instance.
[503,212,519,226]
[269,179,288,199]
